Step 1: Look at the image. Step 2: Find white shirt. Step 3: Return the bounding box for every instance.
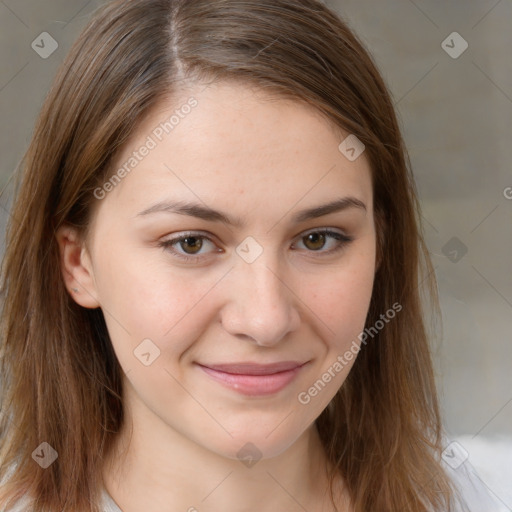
[98,458,509,512]
[443,458,510,511]
[2,452,508,511]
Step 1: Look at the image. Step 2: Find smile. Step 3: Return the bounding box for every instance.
[196,361,309,396]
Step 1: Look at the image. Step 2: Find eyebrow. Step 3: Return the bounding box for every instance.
[136,196,367,227]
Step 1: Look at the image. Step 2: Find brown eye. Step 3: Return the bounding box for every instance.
[159,232,219,262]
[293,229,353,256]
[178,236,204,255]
[303,232,327,251]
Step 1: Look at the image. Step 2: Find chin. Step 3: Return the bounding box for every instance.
[197,417,315,464]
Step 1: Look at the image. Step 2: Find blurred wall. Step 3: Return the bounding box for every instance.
[1,0,511,438]
[325,0,512,440]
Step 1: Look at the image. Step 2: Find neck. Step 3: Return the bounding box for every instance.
[102,381,349,512]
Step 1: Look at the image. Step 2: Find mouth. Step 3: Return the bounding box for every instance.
[196,361,309,396]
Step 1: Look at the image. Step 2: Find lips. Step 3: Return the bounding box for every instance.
[202,361,304,375]
[196,361,308,396]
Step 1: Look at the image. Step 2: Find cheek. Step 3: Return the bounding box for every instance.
[295,259,375,410]
[93,248,221,368]
[308,249,376,347]
[95,228,376,370]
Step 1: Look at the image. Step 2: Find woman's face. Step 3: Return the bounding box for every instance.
[64,82,376,461]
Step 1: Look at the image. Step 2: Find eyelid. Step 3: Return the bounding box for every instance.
[291,228,353,253]
[158,231,220,262]
[159,227,353,262]
[299,226,349,239]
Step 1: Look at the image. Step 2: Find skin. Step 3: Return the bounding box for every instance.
[57,82,377,512]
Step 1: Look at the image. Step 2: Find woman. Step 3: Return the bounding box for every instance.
[0,0,505,511]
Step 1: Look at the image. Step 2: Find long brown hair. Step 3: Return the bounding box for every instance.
[0,0,456,510]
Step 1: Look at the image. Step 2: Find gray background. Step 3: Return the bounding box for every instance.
[329,0,512,439]
[1,0,511,497]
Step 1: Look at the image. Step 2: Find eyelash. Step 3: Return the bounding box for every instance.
[159,229,354,262]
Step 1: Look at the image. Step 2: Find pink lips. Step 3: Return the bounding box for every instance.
[197,361,307,396]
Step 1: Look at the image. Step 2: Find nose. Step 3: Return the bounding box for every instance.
[220,254,301,347]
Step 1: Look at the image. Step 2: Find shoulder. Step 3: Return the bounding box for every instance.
[0,490,120,512]
[100,487,123,512]
[1,462,120,512]
[0,494,32,512]
[0,461,31,512]
[441,444,510,512]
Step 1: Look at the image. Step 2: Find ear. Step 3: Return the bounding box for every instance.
[56,225,101,308]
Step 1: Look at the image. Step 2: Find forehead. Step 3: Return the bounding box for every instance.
[93,82,373,226]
